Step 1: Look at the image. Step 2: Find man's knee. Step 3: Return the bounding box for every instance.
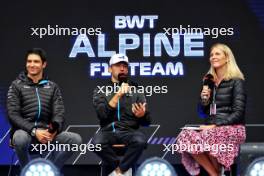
[92,133,104,145]
[92,132,114,153]
[12,129,32,148]
[132,135,147,148]
[56,132,82,145]
[135,139,147,148]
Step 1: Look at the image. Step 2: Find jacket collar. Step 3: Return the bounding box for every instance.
[17,71,49,86]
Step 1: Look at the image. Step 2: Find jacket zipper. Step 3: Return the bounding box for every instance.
[35,87,41,126]
[112,98,121,132]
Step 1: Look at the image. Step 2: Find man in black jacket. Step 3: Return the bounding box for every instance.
[92,54,151,176]
[7,48,82,169]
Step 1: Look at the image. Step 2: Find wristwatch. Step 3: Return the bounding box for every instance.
[31,128,36,136]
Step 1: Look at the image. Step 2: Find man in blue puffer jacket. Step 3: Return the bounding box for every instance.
[7,48,82,170]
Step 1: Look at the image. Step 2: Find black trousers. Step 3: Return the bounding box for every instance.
[92,128,147,174]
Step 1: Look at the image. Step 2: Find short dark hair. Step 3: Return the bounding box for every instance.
[25,48,47,63]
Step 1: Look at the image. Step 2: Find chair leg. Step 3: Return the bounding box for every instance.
[100,165,103,176]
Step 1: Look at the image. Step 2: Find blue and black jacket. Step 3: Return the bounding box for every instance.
[7,71,65,138]
[93,80,151,131]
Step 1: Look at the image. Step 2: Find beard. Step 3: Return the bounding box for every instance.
[118,73,128,83]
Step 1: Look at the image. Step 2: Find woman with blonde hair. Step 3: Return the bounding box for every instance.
[176,43,246,176]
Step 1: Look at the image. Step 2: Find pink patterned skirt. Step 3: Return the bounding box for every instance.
[175,125,246,175]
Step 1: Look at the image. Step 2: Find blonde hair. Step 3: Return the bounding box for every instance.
[208,43,245,80]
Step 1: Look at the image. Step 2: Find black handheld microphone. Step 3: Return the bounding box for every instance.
[202,74,214,102]
[48,122,59,133]
[118,73,130,96]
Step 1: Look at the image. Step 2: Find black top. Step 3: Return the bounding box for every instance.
[7,71,65,137]
[93,80,151,131]
[199,78,246,126]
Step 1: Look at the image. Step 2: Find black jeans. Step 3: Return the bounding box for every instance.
[92,128,147,174]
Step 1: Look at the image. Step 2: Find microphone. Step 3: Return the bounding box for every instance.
[48,122,59,133]
[202,74,214,102]
[118,73,130,96]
